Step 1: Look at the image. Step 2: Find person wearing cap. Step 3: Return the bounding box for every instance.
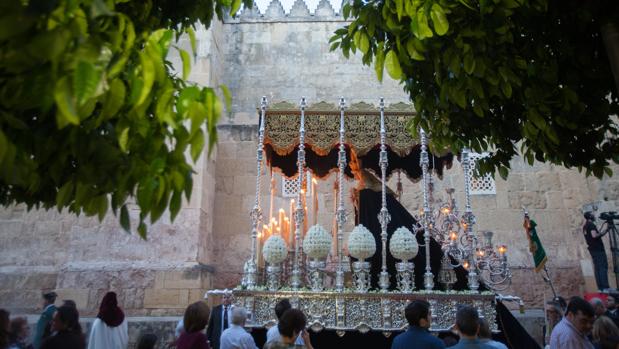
[34,291,57,349]
[583,211,610,291]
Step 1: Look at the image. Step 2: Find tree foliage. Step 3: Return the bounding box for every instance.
[0,0,247,237]
[331,0,619,178]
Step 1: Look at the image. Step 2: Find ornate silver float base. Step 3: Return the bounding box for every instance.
[242,260,257,290]
[308,260,327,292]
[233,289,497,333]
[266,264,282,291]
[352,261,371,292]
[395,262,414,292]
[468,270,480,291]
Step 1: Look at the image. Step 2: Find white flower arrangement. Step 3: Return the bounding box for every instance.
[347,224,376,260]
[303,224,332,259]
[389,226,419,261]
[262,236,288,264]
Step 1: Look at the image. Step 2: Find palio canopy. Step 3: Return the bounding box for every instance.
[263,101,453,181]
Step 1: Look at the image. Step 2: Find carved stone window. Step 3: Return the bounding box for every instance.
[282,172,311,198]
[468,152,496,195]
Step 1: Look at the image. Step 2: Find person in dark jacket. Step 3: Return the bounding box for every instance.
[206,293,232,349]
[584,212,610,291]
[40,305,84,349]
[177,301,211,349]
[391,300,445,349]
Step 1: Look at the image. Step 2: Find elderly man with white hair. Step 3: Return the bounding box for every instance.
[220,307,258,349]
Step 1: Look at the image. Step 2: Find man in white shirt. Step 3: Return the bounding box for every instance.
[220,307,258,349]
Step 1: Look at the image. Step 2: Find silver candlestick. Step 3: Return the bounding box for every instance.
[461,148,479,291]
[335,97,347,292]
[420,128,434,290]
[290,97,307,290]
[378,98,391,292]
[242,96,267,290]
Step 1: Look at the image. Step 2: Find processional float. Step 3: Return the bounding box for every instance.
[232,96,515,334]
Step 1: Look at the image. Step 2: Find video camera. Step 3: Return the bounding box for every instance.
[600,211,619,222]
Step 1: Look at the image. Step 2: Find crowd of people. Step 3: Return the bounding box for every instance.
[544,294,619,349]
[4,289,619,349]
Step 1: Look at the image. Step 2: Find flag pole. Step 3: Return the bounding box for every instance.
[543,265,558,300]
[523,206,558,300]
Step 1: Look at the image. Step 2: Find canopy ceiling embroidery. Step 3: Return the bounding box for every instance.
[264,101,418,157]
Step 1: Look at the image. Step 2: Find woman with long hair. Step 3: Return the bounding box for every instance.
[176,302,211,349]
[40,305,84,349]
[87,292,128,349]
[593,315,619,349]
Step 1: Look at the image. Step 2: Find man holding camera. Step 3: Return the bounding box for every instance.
[583,212,610,291]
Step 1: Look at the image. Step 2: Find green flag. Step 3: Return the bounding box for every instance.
[524,215,548,272]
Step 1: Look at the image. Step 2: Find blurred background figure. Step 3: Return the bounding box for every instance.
[34,292,57,349]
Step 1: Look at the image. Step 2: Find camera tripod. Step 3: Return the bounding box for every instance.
[600,213,619,289]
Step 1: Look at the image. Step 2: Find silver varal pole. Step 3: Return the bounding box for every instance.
[378,98,391,292]
[242,96,267,289]
[291,97,307,290]
[420,128,434,290]
[462,148,479,290]
[335,97,347,292]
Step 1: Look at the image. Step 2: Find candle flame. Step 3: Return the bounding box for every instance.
[498,245,507,255]
[449,231,457,241]
[279,208,285,213]
[463,261,470,270]
[312,178,318,184]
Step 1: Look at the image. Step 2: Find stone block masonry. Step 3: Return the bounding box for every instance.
[0,267,212,316]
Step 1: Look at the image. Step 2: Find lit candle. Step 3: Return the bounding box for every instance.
[284,217,290,246]
[498,245,507,255]
[463,261,470,270]
[278,208,285,233]
[449,231,457,241]
[312,177,318,226]
[289,199,295,247]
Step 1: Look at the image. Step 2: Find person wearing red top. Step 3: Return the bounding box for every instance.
[177,302,211,349]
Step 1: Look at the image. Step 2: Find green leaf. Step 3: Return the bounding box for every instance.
[385,50,403,80]
[53,76,79,127]
[190,130,205,162]
[406,39,425,61]
[74,61,102,106]
[180,49,191,80]
[138,221,147,239]
[430,3,449,36]
[220,85,232,110]
[0,130,7,162]
[136,52,155,106]
[120,205,131,233]
[170,190,182,221]
[230,0,242,16]
[415,8,433,39]
[97,195,108,221]
[463,54,476,75]
[187,27,197,54]
[100,79,126,119]
[56,181,74,209]
[359,32,370,54]
[118,127,129,152]
[375,43,385,82]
